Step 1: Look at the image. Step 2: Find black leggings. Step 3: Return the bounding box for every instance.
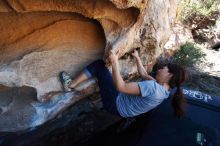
[84,60,120,116]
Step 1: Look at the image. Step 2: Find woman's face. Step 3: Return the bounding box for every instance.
[156,66,173,82]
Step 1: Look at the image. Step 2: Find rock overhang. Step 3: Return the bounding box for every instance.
[0,0,180,131]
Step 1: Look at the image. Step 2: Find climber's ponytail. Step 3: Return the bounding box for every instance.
[171,85,186,117]
[167,63,188,117]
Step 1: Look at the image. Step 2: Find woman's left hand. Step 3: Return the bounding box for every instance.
[108,50,118,64]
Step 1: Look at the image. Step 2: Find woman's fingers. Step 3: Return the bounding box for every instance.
[132,50,138,57]
[109,50,116,58]
[109,50,116,56]
[131,52,135,56]
[108,50,118,63]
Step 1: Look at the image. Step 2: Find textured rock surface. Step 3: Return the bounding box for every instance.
[164,23,193,49]
[0,12,106,99]
[0,0,180,131]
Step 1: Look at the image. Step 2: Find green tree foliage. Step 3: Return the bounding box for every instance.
[178,0,220,22]
[173,42,206,67]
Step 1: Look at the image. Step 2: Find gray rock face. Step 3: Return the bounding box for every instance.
[0,85,94,132]
[0,0,180,131]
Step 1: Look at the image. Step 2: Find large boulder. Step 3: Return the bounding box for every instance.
[0,0,180,131]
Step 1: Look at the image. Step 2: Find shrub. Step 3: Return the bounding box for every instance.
[178,0,220,22]
[172,42,206,67]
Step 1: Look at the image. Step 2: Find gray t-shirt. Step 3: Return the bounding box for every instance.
[116,80,170,117]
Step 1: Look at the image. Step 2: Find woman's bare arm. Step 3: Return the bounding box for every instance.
[132,50,155,80]
[109,51,141,96]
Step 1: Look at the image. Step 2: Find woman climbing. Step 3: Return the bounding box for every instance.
[59,50,188,118]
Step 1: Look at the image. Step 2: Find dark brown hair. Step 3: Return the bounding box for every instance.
[167,63,188,117]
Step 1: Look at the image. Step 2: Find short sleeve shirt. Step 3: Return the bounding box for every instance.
[116,80,170,117]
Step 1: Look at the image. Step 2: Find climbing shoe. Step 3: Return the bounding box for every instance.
[59,71,72,92]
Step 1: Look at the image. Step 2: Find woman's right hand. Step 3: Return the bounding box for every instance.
[132,50,139,58]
